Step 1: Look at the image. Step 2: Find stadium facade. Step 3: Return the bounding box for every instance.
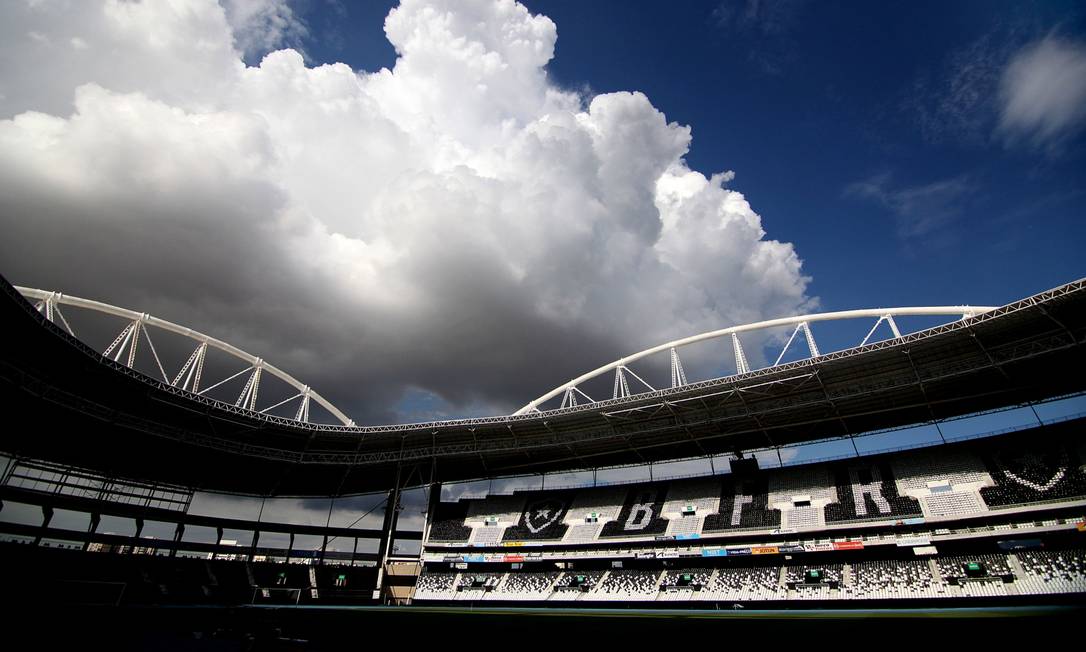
[1,273,1085,636]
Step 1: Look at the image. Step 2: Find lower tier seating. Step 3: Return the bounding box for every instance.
[416,547,1086,603]
[1015,549,1086,595]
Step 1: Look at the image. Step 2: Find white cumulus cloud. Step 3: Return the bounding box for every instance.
[0,0,813,422]
[999,35,1086,150]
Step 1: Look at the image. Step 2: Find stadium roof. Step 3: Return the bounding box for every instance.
[1,275,1084,496]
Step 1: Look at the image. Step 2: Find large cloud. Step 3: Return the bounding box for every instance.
[0,0,812,422]
[999,35,1086,151]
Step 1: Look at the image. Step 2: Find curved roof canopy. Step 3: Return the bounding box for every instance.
[1,275,1083,495]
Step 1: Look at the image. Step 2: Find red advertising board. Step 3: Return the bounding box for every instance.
[832,540,864,550]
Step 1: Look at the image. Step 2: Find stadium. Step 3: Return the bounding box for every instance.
[2,271,1084,644]
[3,1,1086,646]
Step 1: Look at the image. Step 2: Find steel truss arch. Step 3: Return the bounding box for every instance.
[16,286,354,426]
[515,305,997,415]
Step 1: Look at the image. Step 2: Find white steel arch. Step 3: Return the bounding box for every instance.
[17,287,355,427]
[515,305,996,415]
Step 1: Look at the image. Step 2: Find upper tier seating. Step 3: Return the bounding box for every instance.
[921,491,985,518]
[426,430,1086,546]
[563,523,604,544]
[662,480,719,517]
[464,494,524,544]
[599,485,670,538]
[501,493,574,542]
[703,477,780,532]
[428,501,472,542]
[662,480,718,538]
[979,440,1086,508]
[824,462,922,523]
[566,486,628,519]
[768,466,838,505]
[892,448,992,493]
[562,486,626,544]
[466,495,524,524]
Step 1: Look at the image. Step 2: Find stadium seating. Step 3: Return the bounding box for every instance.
[562,486,626,543]
[453,572,502,599]
[428,501,472,542]
[587,569,662,600]
[703,477,781,532]
[785,564,844,600]
[426,430,1086,548]
[656,568,712,601]
[492,571,562,600]
[824,462,922,523]
[706,566,783,601]
[598,485,670,538]
[501,492,573,542]
[551,570,607,597]
[921,491,986,519]
[1014,548,1086,595]
[413,572,459,600]
[846,559,945,600]
[769,465,837,533]
[662,480,719,537]
[979,441,1086,507]
[412,544,1086,604]
[935,553,1014,597]
[563,522,604,544]
[892,447,993,493]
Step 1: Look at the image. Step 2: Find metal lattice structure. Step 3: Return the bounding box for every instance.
[515,306,996,415]
[16,287,354,427]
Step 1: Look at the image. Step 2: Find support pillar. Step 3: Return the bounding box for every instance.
[213,526,224,560]
[375,464,404,603]
[171,522,184,558]
[422,481,442,545]
[131,518,144,554]
[35,505,54,546]
[84,512,101,552]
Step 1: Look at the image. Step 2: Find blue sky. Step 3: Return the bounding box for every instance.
[300,0,1086,311]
